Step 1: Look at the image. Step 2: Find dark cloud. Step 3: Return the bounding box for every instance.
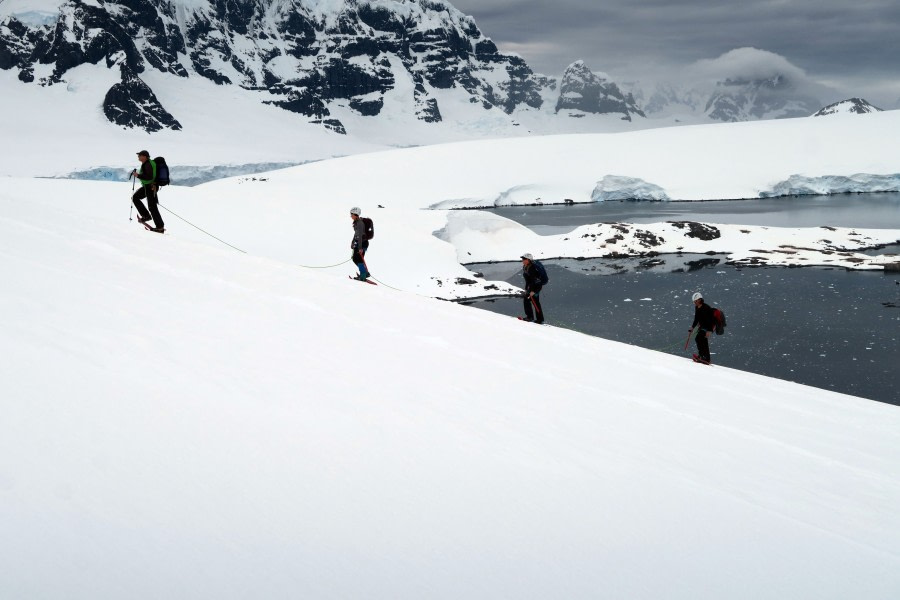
[451,0,900,106]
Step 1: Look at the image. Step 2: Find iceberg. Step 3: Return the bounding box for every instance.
[760,173,900,197]
[591,175,670,202]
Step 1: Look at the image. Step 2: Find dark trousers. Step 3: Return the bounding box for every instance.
[523,293,544,323]
[695,329,711,362]
[132,185,164,228]
[352,245,369,278]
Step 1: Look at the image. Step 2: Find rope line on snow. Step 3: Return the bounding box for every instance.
[158,203,352,269]
[143,210,685,335]
[159,203,248,254]
[300,259,353,269]
[368,276,403,291]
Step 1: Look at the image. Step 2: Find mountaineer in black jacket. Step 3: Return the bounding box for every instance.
[520,253,548,324]
[689,292,716,364]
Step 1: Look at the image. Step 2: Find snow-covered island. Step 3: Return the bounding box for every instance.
[442,215,900,277]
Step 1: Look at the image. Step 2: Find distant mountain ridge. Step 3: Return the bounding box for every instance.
[638,74,822,122]
[0,1,863,137]
[0,0,549,134]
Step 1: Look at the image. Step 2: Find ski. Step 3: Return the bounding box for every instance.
[692,354,712,365]
[349,275,377,285]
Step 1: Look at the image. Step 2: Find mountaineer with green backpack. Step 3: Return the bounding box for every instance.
[130,150,166,233]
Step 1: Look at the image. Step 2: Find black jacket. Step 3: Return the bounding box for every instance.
[692,301,716,331]
[522,262,544,293]
[351,218,369,251]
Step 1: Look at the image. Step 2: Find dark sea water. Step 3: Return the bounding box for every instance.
[491,192,900,233]
[465,194,900,404]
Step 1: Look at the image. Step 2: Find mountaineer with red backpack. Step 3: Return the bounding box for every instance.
[688,291,726,364]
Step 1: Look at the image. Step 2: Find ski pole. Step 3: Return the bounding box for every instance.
[684,327,697,351]
[128,170,136,220]
[530,294,542,320]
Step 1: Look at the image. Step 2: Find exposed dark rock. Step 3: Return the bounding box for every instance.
[685,258,721,271]
[633,229,665,248]
[103,64,181,132]
[0,17,42,76]
[312,118,347,135]
[350,96,385,116]
[670,221,722,241]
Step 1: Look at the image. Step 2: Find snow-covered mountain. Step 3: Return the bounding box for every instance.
[0,0,550,135]
[2,1,836,143]
[638,48,824,123]
[554,60,644,121]
[640,78,823,123]
[813,97,883,116]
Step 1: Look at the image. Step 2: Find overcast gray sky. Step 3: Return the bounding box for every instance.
[451,0,900,106]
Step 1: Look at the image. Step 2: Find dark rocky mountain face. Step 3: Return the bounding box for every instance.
[103,63,183,131]
[0,0,547,134]
[555,61,644,121]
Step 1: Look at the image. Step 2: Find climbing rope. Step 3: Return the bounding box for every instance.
[159,203,248,255]
[158,203,352,270]
[368,276,403,291]
[299,258,352,269]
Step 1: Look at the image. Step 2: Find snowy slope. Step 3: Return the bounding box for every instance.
[3,173,900,599]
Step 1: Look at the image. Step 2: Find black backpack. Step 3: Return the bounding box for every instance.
[533,260,549,285]
[712,308,727,335]
[361,217,374,240]
[153,156,170,186]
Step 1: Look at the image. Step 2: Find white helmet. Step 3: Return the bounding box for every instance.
[350,207,361,216]
[520,253,533,261]
[692,292,703,302]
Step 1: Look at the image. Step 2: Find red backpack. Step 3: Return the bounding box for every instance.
[712,308,727,335]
